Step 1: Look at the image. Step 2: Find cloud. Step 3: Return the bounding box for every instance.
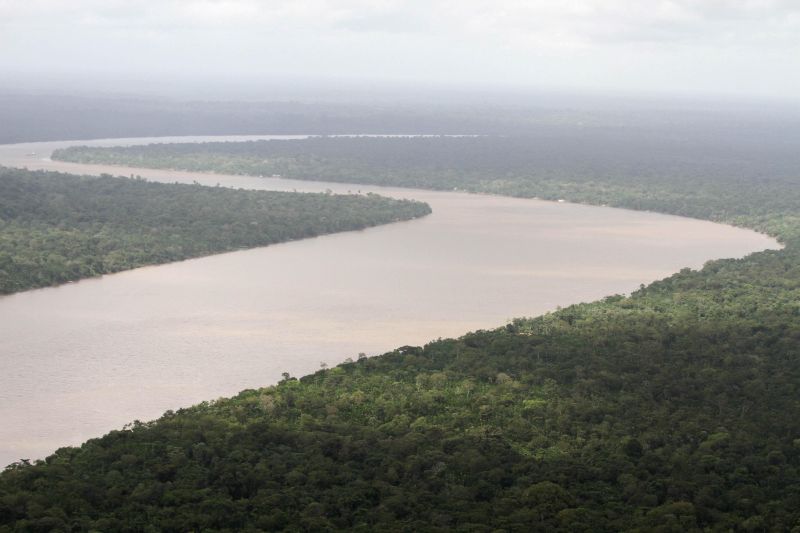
[1,0,800,101]
[3,0,799,45]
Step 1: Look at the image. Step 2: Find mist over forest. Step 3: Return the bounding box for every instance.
[3,88,800,146]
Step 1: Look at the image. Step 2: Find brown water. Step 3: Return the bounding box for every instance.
[0,136,781,466]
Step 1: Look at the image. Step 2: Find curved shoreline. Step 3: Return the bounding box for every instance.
[3,134,786,240]
[0,136,781,466]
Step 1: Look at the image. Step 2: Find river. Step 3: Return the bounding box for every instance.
[0,136,781,466]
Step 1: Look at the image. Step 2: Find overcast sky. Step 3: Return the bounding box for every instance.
[2,0,799,102]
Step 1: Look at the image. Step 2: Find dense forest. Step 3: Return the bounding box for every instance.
[54,135,800,240]
[0,167,430,294]
[2,249,799,531]
[3,135,800,531]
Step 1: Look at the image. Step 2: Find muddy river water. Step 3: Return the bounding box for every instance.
[0,136,780,465]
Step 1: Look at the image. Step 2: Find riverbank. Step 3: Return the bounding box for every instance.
[0,167,431,294]
[0,137,779,466]
[1,136,798,530]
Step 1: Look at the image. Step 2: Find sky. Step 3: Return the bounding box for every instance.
[2,0,800,102]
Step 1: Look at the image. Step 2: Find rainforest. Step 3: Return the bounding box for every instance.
[2,132,799,531]
[4,3,800,528]
[0,167,430,294]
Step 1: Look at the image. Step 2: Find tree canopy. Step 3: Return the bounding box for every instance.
[3,134,800,531]
[0,167,430,294]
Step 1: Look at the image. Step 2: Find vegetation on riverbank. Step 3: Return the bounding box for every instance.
[0,167,431,294]
[53,135,800,240]
[3,136,799,531]
[1,244,798,531]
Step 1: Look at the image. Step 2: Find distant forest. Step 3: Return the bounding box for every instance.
[55,135,800,240]
[4,92,800,144]
[4,130,800,530]
[0,94,523,144]
[0,167,430,294]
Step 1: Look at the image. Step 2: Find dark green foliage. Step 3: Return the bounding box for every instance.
[1,247,799,530]
[0,167,430,294]
[3,135,800,530]
[53,135,800,239]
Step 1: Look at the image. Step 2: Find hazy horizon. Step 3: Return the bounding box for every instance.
[3,1,800,105]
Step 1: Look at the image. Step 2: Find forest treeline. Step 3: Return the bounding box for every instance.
[0,167,430,294]
[1,241,798,531]
[3,136,800,531]
[54,135,800,240]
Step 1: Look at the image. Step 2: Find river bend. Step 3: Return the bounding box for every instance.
[0,136,780,465]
